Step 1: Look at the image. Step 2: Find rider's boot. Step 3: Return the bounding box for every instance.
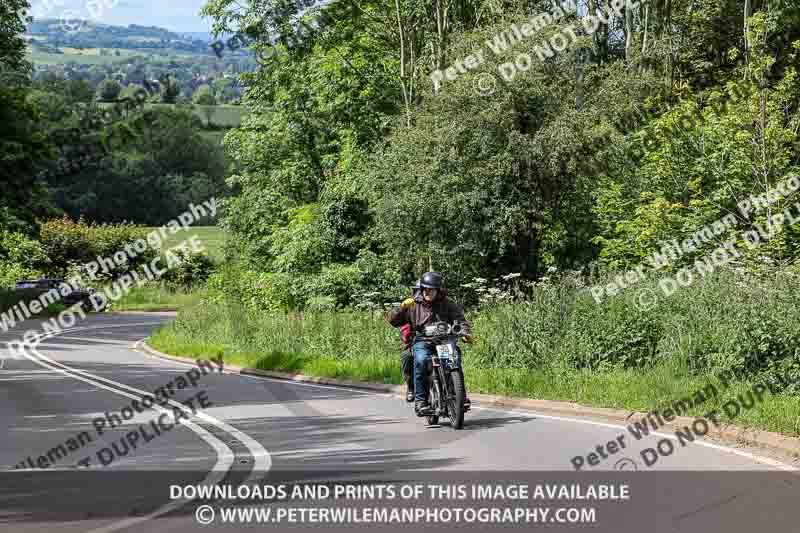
[415,401,433,416]
[463,395,471,411]
[405,375,414,402]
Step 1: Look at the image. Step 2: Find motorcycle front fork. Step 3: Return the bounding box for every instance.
[430,371,448,414]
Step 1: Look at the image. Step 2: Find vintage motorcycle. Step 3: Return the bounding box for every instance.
[415,321,471,430]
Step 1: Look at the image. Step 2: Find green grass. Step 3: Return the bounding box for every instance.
[143,103,246,128]
[28,48,140,65]
[146,225,226,263]
[97,102,247,128]
[111,285,205,312]
[193,104,246,128]
[150,324,400,384]
[148,273,800,440]
[151,316,800,437]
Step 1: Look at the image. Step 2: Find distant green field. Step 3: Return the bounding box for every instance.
[184,104,247,127]
[98,102,246,128]
[149,103,246,128]
[28,47,141,65]
[149,225,226,263]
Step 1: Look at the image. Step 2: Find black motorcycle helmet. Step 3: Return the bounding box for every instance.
[420,271,444,289]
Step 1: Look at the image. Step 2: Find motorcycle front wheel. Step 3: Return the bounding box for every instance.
[447,371,465,430]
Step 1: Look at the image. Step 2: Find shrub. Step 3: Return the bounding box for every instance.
[39,216,156,279]
[0,263,44,289]
[161,249,215,290]
[0,230,48,288]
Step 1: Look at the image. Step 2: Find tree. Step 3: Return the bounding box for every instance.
[213,77,234,103]
[201,0,800,310]
[45,106,229,225]
[0,86,58,232]
[0,1,58,233]
[0,0,30,73]
[97,79,122,102]
[192,84,216,105]
[160,75,180,103]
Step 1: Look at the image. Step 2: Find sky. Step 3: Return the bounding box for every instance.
[29,0,212,33]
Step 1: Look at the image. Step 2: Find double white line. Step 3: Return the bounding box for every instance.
[8,322,271,533]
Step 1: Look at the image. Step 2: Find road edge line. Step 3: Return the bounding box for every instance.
[141,340,800,470]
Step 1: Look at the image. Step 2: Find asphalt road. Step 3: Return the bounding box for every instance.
[1,313,799,533]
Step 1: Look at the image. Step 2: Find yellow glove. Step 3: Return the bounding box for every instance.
[464,334,474,344]
[401,298,416,311]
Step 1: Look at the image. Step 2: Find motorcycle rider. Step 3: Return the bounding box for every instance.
[387,271,472,416]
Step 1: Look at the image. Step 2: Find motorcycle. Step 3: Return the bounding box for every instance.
[415,321,471,430]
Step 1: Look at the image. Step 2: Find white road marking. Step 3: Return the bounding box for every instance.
[138,339,799,471]
[5,322,269,533]
[470,404,798,471]
[28,326,271,478]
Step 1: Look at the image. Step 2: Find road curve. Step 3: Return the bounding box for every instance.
[1,313,799,533]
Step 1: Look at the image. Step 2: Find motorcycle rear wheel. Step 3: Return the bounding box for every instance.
[447,371,465,430]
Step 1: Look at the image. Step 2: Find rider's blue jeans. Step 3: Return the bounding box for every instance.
[412,341,436,402]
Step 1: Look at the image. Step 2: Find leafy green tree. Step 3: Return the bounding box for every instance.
[202,0,800,310]
[593,16,800,272]
[160,75,180,103]
[0,0,30,73]
[213,77,235,103]
[0,230,49,287]
[47,106,228,225]
[192,84,216,105]
[97,79,122,102]
[0,86,58,233]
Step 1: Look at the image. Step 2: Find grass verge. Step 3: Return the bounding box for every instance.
[148,299,800,439]
[111,285,204,311]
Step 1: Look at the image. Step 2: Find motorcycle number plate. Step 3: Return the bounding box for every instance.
[436,344,453,358]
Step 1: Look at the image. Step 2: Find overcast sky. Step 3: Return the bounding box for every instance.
[30,0,212,33]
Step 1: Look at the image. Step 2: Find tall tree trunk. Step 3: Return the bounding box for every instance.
[743,0,752,79]
[597,0,609,62]
[395,0,417,127]
[641,0,649,70]
[432,0,452,70]
[576,0,585,109]
[624,2,635,62]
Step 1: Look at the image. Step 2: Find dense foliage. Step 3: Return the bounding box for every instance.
[198,0,799,311]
